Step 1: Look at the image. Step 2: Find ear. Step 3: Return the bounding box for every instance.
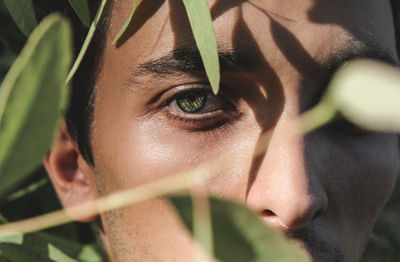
[44,122,98,222]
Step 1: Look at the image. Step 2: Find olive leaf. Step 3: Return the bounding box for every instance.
[0,234,23,245]
[324,59,400,132]
[0,14,72,195]
[2,0,37,36]
[49,243,104,262]
[77,244,104,262]
[66,0,108,83]
[182,0,220,95]
[111,0,139,45]
[0,232,87,262]
[170,195,310,262]
[67,0,91,27]
[48,244,78,262]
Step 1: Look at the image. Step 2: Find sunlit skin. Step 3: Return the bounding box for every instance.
[45,0,399,261]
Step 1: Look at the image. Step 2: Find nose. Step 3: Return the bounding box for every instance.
[245,124,328,231]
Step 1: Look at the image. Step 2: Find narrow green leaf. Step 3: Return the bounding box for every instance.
[170,195,309,262]
[182,0,220,95]
[111,0,139,45]
[67,0,91,27]
[77,244,104,262]
[0,14,72,195]
[325,59,400,132]
[0,232,83,262]
[66,0,108,83]
[192,194,214,260]
[5,177,48,201]
[0,234,23,245]
[3,0,37,36]
[48,244,78,262]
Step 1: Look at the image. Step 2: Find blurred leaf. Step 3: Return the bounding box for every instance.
[170,195,309,262]
[182,0,220,95]
[77,244,104,262]
[0,234,22,245]
[0,232,83,262]
[325,59,400,132]
[111,0,139,45]
[0,14,72,195]
[2,0,37,36]
[67,0,91,27]
[0,253,8,262]
[5,176,48,201]
[0,215,6,224]
[48,244,77,262]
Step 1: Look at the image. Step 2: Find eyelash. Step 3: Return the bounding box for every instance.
[159,86,241,131]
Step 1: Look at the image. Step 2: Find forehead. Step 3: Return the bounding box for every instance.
[97,0,396,106]
[100,0,396,88]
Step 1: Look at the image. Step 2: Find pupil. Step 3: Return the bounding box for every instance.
[177,92,207,113]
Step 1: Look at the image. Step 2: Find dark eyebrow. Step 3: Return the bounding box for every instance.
[133,45,262,77]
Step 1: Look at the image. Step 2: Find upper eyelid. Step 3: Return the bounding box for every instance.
[163,86,240,118]
[163,85,213,105]
[149,83,210,106]
[160,83,240,111]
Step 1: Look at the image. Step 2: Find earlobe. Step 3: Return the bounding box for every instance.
[44,122,98,222]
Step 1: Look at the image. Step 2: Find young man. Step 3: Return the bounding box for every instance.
[44,0,399,261]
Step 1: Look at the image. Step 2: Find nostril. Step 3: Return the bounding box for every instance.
[261,209,275,217]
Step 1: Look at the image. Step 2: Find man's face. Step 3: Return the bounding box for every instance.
[84,0,399,261]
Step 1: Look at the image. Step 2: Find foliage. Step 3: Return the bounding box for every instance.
[2,0,36,36]
[324,59,400,132]
[111,0,138,45]
[0,14,71,195]
[181,0,220,94]
[170,195,309,262]
[0,0,399,261]
[67,0,90,27]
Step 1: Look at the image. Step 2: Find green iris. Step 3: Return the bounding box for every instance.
[176,92,207,113]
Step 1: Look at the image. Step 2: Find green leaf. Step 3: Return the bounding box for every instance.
[77,244,104,262]
[0,234,23,245]
[67,0,91,27]
[5,176,48,201]
[48,244,77,262]
[66,0,108,83]
[111,0,139,45]
[182,0,220,95]
[170,195,310,262]
[0,232,83,262]
[2,0,37,36]
[0,14,72,195]
[325,59,400,132]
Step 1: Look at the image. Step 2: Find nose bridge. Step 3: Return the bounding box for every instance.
[246,123,327,231]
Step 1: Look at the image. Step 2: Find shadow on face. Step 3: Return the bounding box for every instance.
[67,1,400,261]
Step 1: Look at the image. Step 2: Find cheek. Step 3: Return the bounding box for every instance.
[92,113,262,196]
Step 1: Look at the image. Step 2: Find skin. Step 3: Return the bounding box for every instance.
[45,0,399,261]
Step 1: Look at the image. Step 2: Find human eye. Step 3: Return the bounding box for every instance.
[158,84,241,131]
